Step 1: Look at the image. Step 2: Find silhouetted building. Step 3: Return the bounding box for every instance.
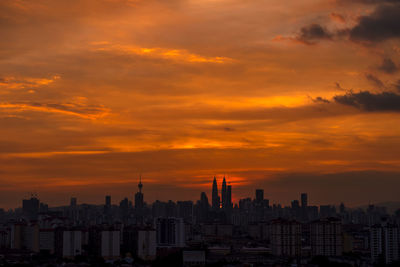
[221,177,227,209]
[11,222,39,252]
[104,195,112,223]
[135,176,144,224]
[70,197,77,207]
[270,219,301,257]
[119,198,129,223]
[62,230,82,258]
[301,193,308,208]
[371,221,399,264]
[105,195,111,206]
[212,177,219,210]
[291,200,300,209]
[100,230,120,259]
[310,218,343,256]
[177,201,193,223]
[227,185,232,208]
[300,193,309,222]
[135,176,144,210]
[123,226,156,260]
[22,196,40,220]
[39,228,55,254]
[320,205,336,218]
[155,217,185,247]
[198,192,210,223]
[255,189,264,204]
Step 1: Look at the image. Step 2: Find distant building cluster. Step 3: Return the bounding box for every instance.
[0,177,399,266]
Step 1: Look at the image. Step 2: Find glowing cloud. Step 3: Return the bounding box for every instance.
[90,42,233,64]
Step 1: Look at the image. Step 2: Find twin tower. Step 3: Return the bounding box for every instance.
[212,176,232,210]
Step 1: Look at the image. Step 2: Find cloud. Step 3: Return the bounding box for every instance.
[296,24,333,44]
[90,42,233,64]
[349,4,400,43]
[335,82,346,91]
[312,96,330,103]
[2,0,400,209]
[343,0,400,4]
[333,90,400,111]
[0,76,60,90]
[295,1,400,45]
[378,58,398,74]
[0,102,110,120]
[330,13,346,24]
[365,73,384,88]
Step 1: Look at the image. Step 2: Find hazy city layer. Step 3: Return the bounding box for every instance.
[0,177,399,266]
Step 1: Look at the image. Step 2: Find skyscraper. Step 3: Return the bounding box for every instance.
[270,218,301,257]
[199,192,210,222]
[255,189,264,204]
[301,193,309,222]
[105,195,111,207]
[22,195,40,220]
[227,185,232,209]
[212,176,219,210]
[200,192,209,207]
[135,176,144,210]
[310,217,343,256]
[70,197,77,207]
[155,217,185,247]
[301,193,308,208]
[119,198,129,223]
[370,221,399,264]
[104,195,112,224]
[221,176,227,209]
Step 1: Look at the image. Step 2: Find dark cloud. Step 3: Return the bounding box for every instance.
[333,90,400,111]
[378,58,398,74]
[350,0,400,4]
[365,73,384,88]
[335,82,346,91]
[297,2,400,45]
[349,4,400,43]
[297,24,333,44]
[312,96,330,103]
[223,127,235,132]
[336,0,400,6]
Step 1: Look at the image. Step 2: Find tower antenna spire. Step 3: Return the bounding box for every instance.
[138,174,143,193]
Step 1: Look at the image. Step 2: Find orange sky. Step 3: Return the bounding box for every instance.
[1,0,400,209]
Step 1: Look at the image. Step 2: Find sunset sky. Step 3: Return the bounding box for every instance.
[1,0,400,209]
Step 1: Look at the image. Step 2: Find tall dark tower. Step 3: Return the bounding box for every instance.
[212,176,219,210]
[255,189,264,204]
[301,193,308,208]
[301,193,308,222]
[227,185,232,209]
[221,176,227,209]
[105,195,111,206]
[199,192,210,222]
[135,175,144,210]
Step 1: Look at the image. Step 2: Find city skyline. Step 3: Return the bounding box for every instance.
[6,176,400,212]
[1,0,400,209]
[1,175,399,265]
